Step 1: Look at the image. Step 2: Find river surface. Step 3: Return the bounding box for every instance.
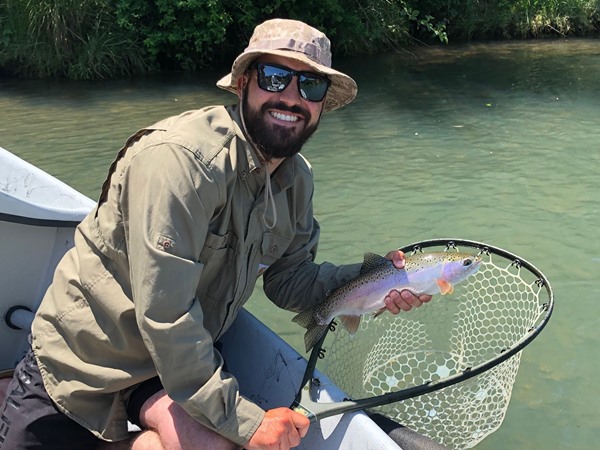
[1,38,599,449]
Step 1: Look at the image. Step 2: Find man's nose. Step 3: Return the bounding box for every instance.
[277,77,303,103]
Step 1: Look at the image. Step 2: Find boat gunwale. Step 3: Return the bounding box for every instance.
[0,210,84,228]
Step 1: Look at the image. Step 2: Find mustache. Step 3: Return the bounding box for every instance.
[261,101,310,121]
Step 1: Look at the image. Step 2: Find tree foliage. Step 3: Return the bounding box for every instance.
[0,0,597,79]
[114,0,233,71]
[423,0,600,38]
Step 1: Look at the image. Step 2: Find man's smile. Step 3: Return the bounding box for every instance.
[268,110,302,124]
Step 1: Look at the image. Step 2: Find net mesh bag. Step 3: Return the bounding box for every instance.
[320,246,549,449]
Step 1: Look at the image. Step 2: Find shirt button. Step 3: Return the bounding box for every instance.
[270,245,278,253]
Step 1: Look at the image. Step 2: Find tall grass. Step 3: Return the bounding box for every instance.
[0,0,149,79]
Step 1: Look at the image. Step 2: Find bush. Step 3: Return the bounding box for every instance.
[0,0,448,78]
[114,0,233,71]
[112,0,447,69]
[0,0,597,79]
[419,0,600,39]
[0,0,148,79]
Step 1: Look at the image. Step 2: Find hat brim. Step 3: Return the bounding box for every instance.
[216,50,357,113]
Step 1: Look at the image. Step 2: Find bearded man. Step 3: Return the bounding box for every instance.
[0,19,430,450]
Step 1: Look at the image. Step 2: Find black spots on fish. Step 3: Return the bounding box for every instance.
[293,307,317,328]
[361,253,390,274]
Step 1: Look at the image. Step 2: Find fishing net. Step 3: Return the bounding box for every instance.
[319,239,552,449]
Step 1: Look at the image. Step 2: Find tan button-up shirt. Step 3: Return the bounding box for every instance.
[32,105,360,445]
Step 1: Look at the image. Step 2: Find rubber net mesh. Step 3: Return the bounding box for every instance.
[320,249,548,449]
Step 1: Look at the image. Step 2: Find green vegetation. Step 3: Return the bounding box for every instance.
[0,0,149,78]
[424,0,600,39]
[0,0,598,79]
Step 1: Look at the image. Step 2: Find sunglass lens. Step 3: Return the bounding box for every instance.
[258,64,292,92]
[299,75,329,102]
[254,63,330,102]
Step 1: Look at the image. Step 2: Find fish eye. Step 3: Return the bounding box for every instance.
[463,259,473,266]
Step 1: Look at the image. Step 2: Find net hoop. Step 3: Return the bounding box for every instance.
[318,238,554,448]
[398,238,554,352]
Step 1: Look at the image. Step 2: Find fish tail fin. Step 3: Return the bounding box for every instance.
[292,307,328,352]
[303,323,330,353]
[292,306,317,329]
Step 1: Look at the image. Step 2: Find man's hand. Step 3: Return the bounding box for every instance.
[245,407,310,450]
[383,250,433,313]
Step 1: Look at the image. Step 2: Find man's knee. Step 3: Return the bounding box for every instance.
[96,430,165,450]
[139,389,240,450]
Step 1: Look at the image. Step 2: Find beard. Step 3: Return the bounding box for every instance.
[242,88,321,160]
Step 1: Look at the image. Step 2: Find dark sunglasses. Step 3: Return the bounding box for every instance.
[249,62,330,103]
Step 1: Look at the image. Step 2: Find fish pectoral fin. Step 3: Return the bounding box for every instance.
[436,279,454,295]
[373,307,387,318]
[339,315,361,335]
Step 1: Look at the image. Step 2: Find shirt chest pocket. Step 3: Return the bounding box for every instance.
[200,232,238,261]
[199,231,238,270]
[259,232,292,270]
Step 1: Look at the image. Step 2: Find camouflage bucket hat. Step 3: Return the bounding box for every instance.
[216,18,357,112]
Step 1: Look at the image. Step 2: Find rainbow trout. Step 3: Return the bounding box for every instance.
[293,252,482,351]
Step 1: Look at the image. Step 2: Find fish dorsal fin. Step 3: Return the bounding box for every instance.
[437,278,455,295]
[340,315,361,335]
[361,253,389,274]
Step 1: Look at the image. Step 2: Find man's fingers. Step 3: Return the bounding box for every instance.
[246,407,310,450]
[385,289,434,314]
[291,410,310,438]
[286,426,301,448]
[419,294,433,303]
[384,292,402,313]
[400,289,423,307]
[385,250,406,269]
[285,410,309,448]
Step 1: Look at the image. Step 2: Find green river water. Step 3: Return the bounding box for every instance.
[1,38,599,449]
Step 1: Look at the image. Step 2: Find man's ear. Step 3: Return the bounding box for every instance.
[236,74,248,100]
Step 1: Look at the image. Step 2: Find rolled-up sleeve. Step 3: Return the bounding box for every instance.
[123,143,264,445]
